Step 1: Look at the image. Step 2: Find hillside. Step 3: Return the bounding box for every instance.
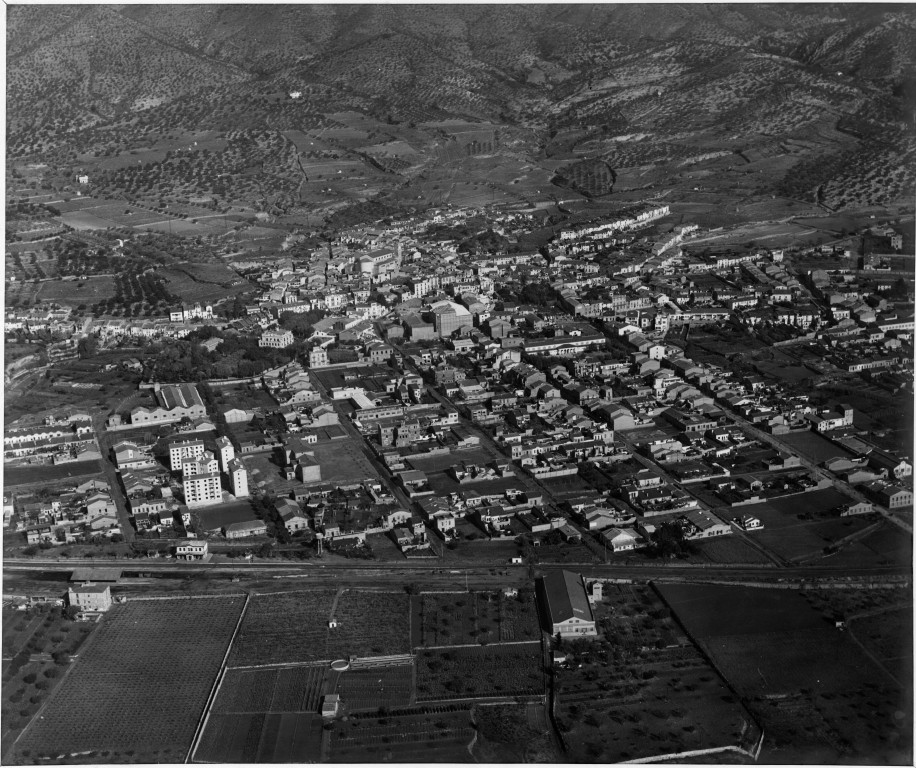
[6,4,915,222]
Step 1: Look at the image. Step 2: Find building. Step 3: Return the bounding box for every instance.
[537,570,597,638]
[225,519,268,539]
[169,439,206,471]
[175,540,209,560]
[183,471,222,508]
[259,328,295,348]
[228,457,249,499]
[67,583,112,613]
[215,436,235,473]
[131,383,208,426]
[309,347,330,368]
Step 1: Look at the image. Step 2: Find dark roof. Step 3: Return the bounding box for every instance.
[540,570,594,625]
[70,568,121,582]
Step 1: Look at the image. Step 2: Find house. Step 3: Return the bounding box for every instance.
[67,582,112,613]
[601,527,641,552]
[175,540,209,560]
[537,570,597,638]
[276,499,309,532]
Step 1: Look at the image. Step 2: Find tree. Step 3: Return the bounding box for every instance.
[77,335,98,358]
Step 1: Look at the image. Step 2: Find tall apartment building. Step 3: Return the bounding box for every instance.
[183,471,222,508]
[169,439,205,472]
[182,451,219,477]
[228,458,249,499]
[215,436,235,473]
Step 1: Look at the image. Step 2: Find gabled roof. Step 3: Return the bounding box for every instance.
[540,570,594,625]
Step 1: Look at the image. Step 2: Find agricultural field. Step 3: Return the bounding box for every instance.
[12,596,245,764]
[1,604,99,758]
[413,590,539,647]
[471,702,558,762]
[325,591,411,660]
[657,583,912,764]
[228,589,338,665]
[593,583,690,650]
[332,663,414,711]
[415,644,543,701]
[228,589,410,666]
[552,583,755,762]
[157,262,254,304]
[327,706,475,763]
[212,665,329,714]
[194,712,323,763]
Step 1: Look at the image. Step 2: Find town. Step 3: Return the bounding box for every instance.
[5,203,912,561]
[3,4,913,765]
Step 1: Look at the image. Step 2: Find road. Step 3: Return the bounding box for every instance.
[91,412,136,542]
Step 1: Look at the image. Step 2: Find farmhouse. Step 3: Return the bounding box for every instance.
[537,570,597,638]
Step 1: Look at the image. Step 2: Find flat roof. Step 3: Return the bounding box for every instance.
[70,568,121,582]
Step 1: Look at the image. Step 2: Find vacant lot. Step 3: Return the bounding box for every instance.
[415,644,543,701]
[14,596,245,763]
[5,460,103,488]
[734,488,872,562]
[307,440,380,485]
[777,431,855,464]
[413,590,539,647]
[194,500,261,535]
[691,535,775,565]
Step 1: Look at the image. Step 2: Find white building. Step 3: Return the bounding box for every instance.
[259,329,295,348]
[169,439,205,472]
[215,436,235,473]
[183,471,222,508]
[228,458,248,499]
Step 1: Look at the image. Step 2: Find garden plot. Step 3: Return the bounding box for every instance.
[194,712,323,763]
[414,590,540,647]
[327,707,475,763]
[333,664,414,711]
[14,596,245,763]
[415,644,543,701]
[212,664,329,714]
[228,590,338,666]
